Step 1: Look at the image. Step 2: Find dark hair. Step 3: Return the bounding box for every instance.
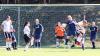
[24,21,29,27]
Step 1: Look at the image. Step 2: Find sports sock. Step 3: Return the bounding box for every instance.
[56,41,60,47]
[65,39,69,45]
[38,42,41,48]
[92,42,95,48]
[6,42,9,48]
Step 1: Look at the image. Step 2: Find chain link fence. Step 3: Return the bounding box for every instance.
[0,4,100,47]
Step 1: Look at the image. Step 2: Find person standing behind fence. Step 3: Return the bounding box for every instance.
[23,21,31,51]
[33,19,44,48]
[90,22,98,49]
[1,16,12,51]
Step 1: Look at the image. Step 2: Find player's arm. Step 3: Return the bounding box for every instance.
[55,27,58,37]
[41,24,44,32]
[0,21,4,30]
[32,26,35,36]
[96,26,98,32]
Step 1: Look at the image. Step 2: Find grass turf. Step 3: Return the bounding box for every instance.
[0,48,100,56]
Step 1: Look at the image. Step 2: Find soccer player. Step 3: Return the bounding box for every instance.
[76,20,86,50]
[65,15,77,48]
[90,22,98,49]
[10,20,17,50]
[1,16,12,51]
[55,22,65,48]
[23,21,31,51]
[33,19,44,48]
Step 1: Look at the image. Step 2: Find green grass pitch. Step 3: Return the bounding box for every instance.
[0,47,100,56]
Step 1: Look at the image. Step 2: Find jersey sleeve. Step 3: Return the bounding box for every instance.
[40,24,44,32]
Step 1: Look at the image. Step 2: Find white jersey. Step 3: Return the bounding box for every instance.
[23,26,30,36]
[1,20,11,32]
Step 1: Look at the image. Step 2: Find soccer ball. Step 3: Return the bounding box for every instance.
[62,23,67,28]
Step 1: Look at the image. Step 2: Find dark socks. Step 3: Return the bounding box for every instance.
[35,42,37,47]
[12,42,14,48]
[12,42,17,50]
[38,42,41,48]
[71,44,75,48]
[82,44,84,50]
[14,42,17,48]
[65,39,69,45]
[34,42,41,48]
[92,42,95,49]
[75,39,77,44]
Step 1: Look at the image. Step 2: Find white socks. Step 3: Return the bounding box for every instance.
[6,42,9,48]
[9,42,12,48]
[25,43,30,51]
[6,42,12,48]
[56,42,60,47]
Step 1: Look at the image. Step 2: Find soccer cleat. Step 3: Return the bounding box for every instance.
[7,48,11,51]
[13,48,17,50]
[24,50,26,52]
[71,45,75,48]
[82,44,85,50]
[92,46,96,49]
[6,48,9,51]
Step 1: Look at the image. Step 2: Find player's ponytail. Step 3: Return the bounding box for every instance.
[24,21,28,27]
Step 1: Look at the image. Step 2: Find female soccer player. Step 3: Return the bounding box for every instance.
[75,20,87,50]
[23,21,31,51]
[33,19,44,48]
[90,22,98,49]
[1,16,12,51]
[65,15,77,48]
[55,22,65,48]
[10,20,17,50]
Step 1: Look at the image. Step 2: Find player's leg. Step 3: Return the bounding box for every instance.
[65,36,70,45]
[81,33,86,50]
[71,32,76,48]
[34,38,37,48]
[11,32,15,49]
[12,33,17,50]
[4,32,9,50]
[90,35,96,49]
[91,40,95,49]
[65,36,71,48]
[34,39,37,48]
[34,34,38,48]
[56,37,60,48]
[37,39,41,48]
[7,33,12,51]
[24,34,30,51]
[37,33,42,48]
[12,38,17,50]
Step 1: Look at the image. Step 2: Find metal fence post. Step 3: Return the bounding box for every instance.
[18,6,20,47]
